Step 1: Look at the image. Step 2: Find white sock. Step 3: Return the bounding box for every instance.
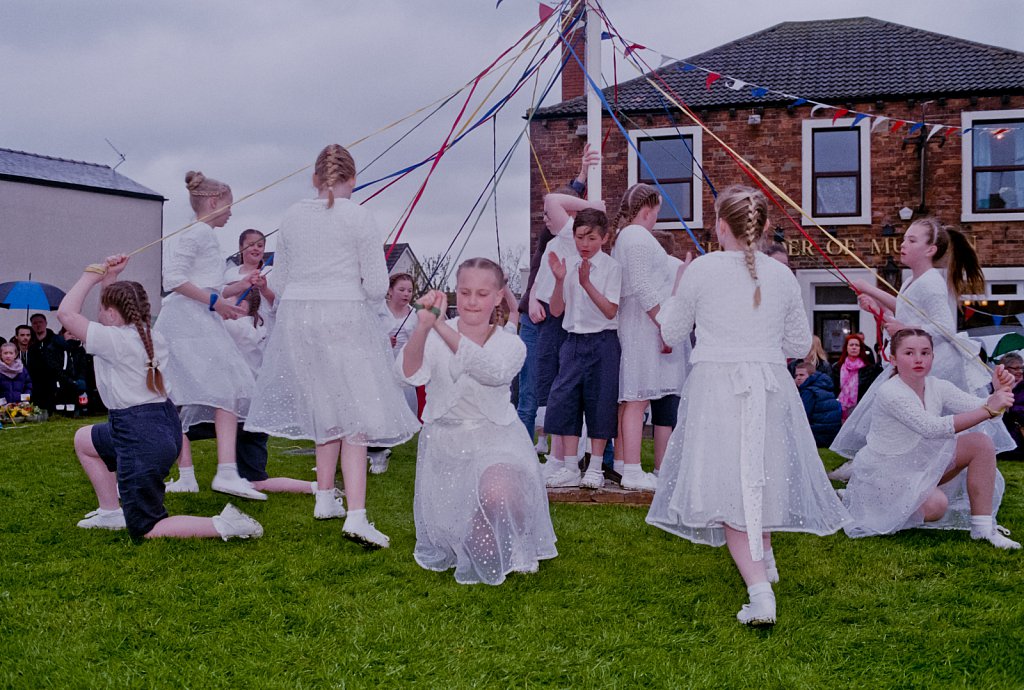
[622,463,643,479]
[345,508,367,527]
[316,489,336,500]
[614,460,625,474]
[585,455,603,474]
[546,457,565,472]
[178,466,196,481]
[747,581,774,601]
[98,507,122,515]
[970,514,994,537]
[216,463,240,480]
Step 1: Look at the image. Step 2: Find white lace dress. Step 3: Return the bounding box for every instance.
[154,224,255,430]
[611,224,689,401]
[831,268,1014,458]
[646,251,851,559]
[843,375,1006,537]
[244,198,419,446]
[377,302,418,414]
[398,319,557,585]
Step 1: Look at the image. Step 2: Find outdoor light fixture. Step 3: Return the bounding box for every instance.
[882,224,896,236]
[880,256,901,288]
[999,300,1006,306]
[773,226,784,243]
[898,207,914,221]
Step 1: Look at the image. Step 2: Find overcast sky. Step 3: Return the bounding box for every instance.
[3,0,1022,271]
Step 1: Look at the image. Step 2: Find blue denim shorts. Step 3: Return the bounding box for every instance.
[91,399,183,540]
[543,330,621,439]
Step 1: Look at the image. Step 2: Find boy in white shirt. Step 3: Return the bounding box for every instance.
[543,209,622,489]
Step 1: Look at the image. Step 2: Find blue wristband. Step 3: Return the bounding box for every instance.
[209,293,219,311]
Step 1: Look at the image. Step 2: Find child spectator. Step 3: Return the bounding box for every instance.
[58,255,262,541]
[543,208,621,489]
[0,342,32,402]
[400,259,557,584]
[794,361,842,447]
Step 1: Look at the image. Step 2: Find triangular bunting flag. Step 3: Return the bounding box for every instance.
[926,124,945,141]
[831,108,850,124]
[852,113,869,126]
[810,104,830,117]
[624,43,645,57]
[1016,313,1024,325]
[962,127,973,136]
[659,54,673,67]
[871,116,889,132]
[681,63,697,72]
[601,31,613,40]
[538,3,555,21]
[890,120,906,133]
[705,73,722,89]
[964,307,976,319]
[728,79,747,90]
[791,97,808,107]
[994,315,1005,326]
[751,87,769,98]
[908,122,925,134]
[948,126,961,137]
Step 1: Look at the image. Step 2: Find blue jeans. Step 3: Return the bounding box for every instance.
[516,318,539,436]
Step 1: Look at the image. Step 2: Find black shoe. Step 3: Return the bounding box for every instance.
[603,467,622,485]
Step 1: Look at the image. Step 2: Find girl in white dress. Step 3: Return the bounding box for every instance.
[842,328,1019,549]
[222,228,276,339]
[154,171,264,501]
[400,258,557,585]
[830,218,1015,477]
[610,184,690,491]
[367,272,420,474]
[245,144,419,548]
[647,185,850,627]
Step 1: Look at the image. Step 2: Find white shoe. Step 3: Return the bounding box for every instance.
[621,470,658,491]
[165,476,199,494]
[534,437,549,454]
[212,503,264,541]
[546,467,581,488]
[368,449,391,475]
[211,474,267,501]
[314,489,347,520]
[342,518,390,549]
[77,508,126,530]
[972,525,1021,550]
[540,457,562,479]
[737,597,777,627]
[580,470,605,490]
[827,460,854,483]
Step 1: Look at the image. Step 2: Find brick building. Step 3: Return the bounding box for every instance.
[529,17,1024,355]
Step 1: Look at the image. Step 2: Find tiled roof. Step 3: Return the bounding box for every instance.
[536,17,1024,117]
[0,147,163,199]
[385,243,416,272]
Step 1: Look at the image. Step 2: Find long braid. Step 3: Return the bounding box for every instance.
[715,185,769,308]
[314,144,356,209]
[100,281,166,396]
[611,183,660,248]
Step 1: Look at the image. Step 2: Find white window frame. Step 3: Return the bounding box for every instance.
[626,125,703,230]
[961,108,1024,222]
[801,118,872,225]
[795,268,878,350]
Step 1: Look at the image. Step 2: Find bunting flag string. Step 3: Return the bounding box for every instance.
[606,39,1023,137]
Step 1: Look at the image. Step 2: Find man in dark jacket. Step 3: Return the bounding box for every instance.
[27,313,70,414]
[794,362,842,448]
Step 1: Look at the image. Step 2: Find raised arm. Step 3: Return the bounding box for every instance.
[57,255,129,343]
[543,193,605,236]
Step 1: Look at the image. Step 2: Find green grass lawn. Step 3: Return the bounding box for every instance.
[1,416,1022,688]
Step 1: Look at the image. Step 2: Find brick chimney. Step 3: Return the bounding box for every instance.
[561,8,586,102]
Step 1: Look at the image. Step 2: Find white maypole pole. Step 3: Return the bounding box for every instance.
[584,1,602,201]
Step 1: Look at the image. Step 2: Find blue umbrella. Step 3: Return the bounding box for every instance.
[0,280,66,311]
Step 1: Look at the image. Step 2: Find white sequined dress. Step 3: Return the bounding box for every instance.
[244,198,419,446]
[610,224,689,401]
[843,375,1005,537]
[154,224,255,430]
[831,268,1014,458]
[646,251,851,559]
[398,318,557,585]
[377,302,419,414]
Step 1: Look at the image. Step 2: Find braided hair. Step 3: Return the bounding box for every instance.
[314,144,357,209]
[611,183,661,246]
[714,185,769,308]
[99,281,166,395]
[184,171,230,215]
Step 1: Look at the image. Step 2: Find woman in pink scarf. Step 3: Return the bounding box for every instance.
[0,342,32,403]
[835,334,874,421]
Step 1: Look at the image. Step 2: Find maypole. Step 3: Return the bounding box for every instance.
[584,1,602,200]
